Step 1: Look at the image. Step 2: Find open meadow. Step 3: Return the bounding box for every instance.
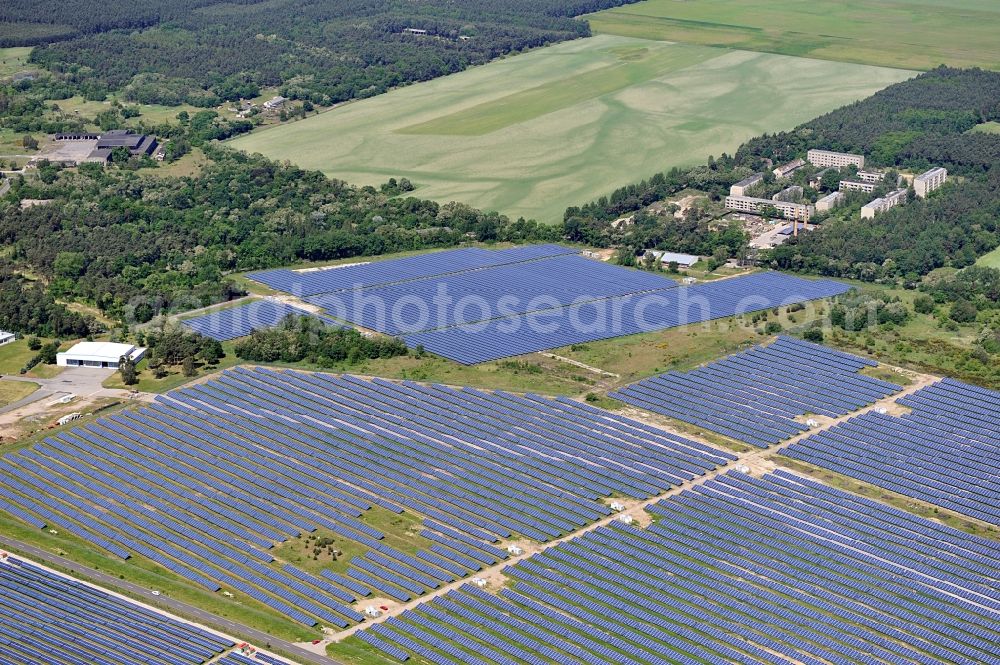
[230,35,912,223]
[587,0,1000,71]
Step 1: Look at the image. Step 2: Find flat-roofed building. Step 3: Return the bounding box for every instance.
[808,149,865,169]
[643,250,699,267]
[772,185,803,203]
[861,188,908,219]
[56,341,146,368]
[839,180,876,193]
[815,191,845,212]
[725,195,813,221]
[772,159,805,179]
[913,167,947,198]
[729,173,764,197]
[856,170,884,183]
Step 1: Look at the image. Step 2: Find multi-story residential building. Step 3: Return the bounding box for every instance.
[725,195,814,222]
[808,149,865,169]
[861,188,908,219]
[913,167,947,198]
[729,173,765,197]
[772,185,803,203]
[856,170,884,183]
[815,191,845,212]
[839,180,876,193]
[772,158,805,179]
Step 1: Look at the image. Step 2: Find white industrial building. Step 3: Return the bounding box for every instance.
[644,250,699,267]
[729,173,764,197]
[815,191,845,212]
[0,330,14,346]
[839,180,877,193]
[861,189,908,219]
[808,149,865,169]
[913,167,947,198]
[56,341,146,368]
[725,195,814,222]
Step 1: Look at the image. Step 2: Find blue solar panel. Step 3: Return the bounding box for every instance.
[611,335,903,447]
[404,272,852,364]
[0,366,732,629]
[0,557,233,664]
[354,470,1000,664]
[181,299,343,341]
[785,378,1000,524]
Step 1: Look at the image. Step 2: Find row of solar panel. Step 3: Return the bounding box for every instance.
[784,378,1000,525]
[0,557,233,665]
[356,470,1000,664]
[181,299,342,341]
[611,335,901,447]
[304,253,679,335]
[250,244,579,296]
[403,272,853,364]
[0,368,730,628]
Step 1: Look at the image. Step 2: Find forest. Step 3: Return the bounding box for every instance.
[0,146,555,336]
[4,0,638,106]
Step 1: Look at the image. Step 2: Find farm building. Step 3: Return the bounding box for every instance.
[86,129,158,162]
[0,330,14,346]
[56,341,146,368]
[808,149,865,169]
[914,167,947,198]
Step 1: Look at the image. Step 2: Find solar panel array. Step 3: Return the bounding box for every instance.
[0,556,233,665]
[611,335,902,447]
[403,272,852,364]
[355,470,1000,665]
[784,377,1000,525]
[249,244,578,296]
[249,243,852,364]
[181,299,341,341]
[0,368,733,628]
[304,254,679,335]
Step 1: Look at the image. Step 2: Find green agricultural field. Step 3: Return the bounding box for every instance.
[587,0,1000,71]
[230,35,911,223]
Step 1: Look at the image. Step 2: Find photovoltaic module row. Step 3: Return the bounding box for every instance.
[304,254,679,335]
[356,470,1000,665]
[181,299,344,341]
[249,244,578,296]
[0,368,733,627]
[611,336,902,447]
[404,272,852,364]
[784,377,1000,525]
[0,556,234,665]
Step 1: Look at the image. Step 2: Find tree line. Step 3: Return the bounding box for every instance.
[9,0,638,106]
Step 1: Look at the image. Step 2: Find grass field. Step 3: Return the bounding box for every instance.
[587,0,1000,71]
[969,121,1000,135]
[0,379,37,407]
[975,245,1000,268]
[230,35,911,223]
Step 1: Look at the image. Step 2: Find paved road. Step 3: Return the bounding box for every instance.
[0,535,343,665]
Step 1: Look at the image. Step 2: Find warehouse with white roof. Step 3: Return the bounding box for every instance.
[56,342,146,368]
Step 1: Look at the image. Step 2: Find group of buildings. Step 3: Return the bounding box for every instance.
[724,148,948,225]
[49,129,160,165]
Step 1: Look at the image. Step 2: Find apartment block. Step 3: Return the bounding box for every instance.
[913,167,947,198]
[808,149,865,169]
